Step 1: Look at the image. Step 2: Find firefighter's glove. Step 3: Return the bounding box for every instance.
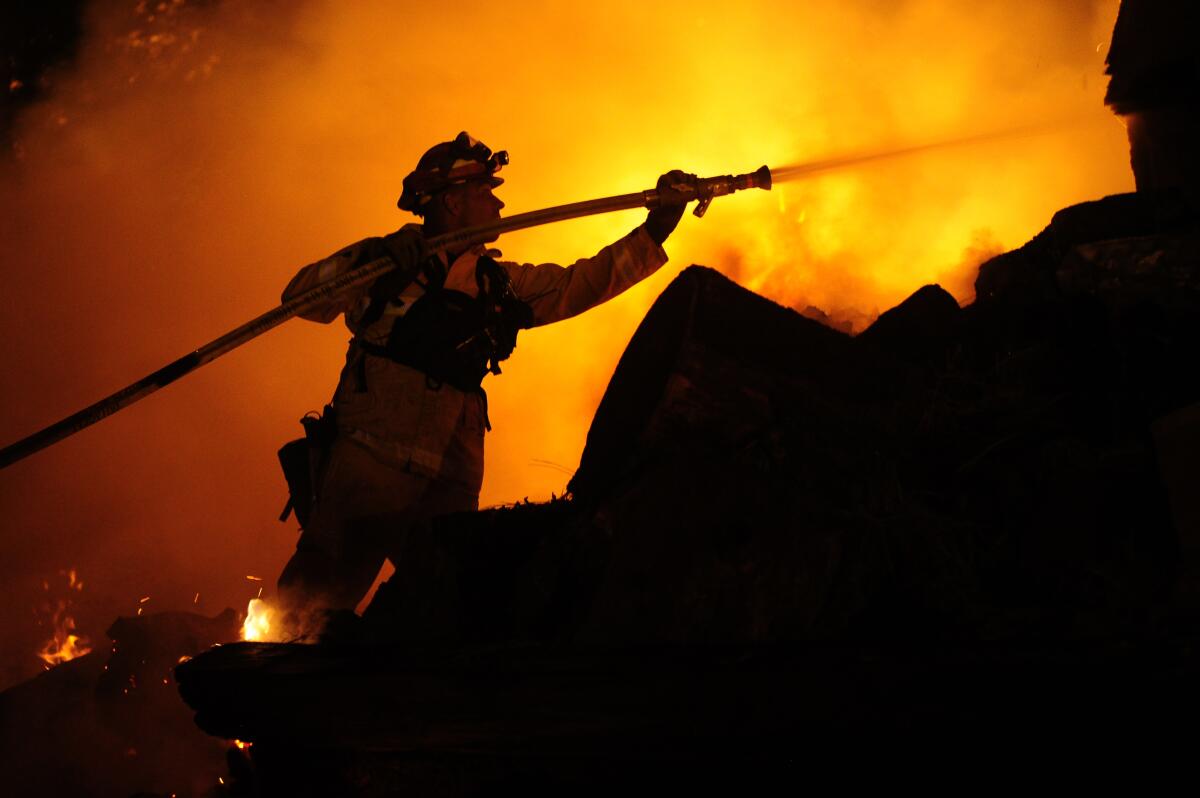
[381,227,430,268]
[645,170,696,246]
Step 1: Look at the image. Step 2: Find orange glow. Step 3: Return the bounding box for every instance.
[0,1,1133,687]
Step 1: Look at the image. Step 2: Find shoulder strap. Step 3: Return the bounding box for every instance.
[359,239,444,329]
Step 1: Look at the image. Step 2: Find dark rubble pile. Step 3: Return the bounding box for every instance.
[176,189,1200,792]
[367,189,1200,649]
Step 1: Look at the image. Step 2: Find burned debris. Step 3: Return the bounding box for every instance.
[0,609,239,797]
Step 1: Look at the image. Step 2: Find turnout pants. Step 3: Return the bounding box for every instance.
[276,432,479,617]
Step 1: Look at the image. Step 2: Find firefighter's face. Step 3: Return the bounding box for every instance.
[448,181,505,231]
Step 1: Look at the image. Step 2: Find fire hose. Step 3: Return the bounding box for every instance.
[0,117,1080,469]
[0,167,772,469]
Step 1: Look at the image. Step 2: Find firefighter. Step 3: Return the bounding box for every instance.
[275,132,692,624]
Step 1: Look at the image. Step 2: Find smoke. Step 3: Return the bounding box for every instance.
[0,0,1129,689]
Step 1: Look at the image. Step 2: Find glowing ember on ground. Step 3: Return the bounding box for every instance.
[240,598,274,642]
[36,569,92,667]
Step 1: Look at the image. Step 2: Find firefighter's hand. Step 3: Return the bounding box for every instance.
[645,169,696,245]
[381,227,430,267]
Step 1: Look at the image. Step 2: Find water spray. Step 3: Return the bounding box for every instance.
[770,119,1091,184]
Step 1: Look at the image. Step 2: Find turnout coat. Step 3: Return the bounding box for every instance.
[280,223,669,581]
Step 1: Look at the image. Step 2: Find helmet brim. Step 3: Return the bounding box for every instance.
[398,175,505,212]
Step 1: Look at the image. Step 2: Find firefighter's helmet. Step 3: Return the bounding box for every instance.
[398,131,508,214]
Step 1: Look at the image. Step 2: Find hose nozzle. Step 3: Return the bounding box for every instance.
[646,165,773,218]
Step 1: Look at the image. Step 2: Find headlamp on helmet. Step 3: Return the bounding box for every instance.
[398,131,508,214]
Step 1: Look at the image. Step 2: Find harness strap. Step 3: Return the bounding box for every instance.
[360,249,444,329]
[355,338,487,394]
[354,339,492,430]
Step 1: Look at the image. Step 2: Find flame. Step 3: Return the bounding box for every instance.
[37,620,91,667]
[240,597,274,642]
[36,569,93,667]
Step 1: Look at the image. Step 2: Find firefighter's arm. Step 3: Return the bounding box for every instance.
[282,229,426,323]
[501,224,669,327]
[282,245,364,323]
